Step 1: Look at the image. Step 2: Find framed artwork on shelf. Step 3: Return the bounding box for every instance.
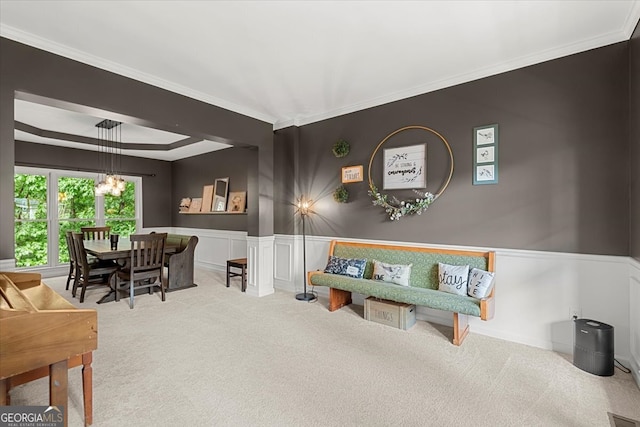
[473,124,499,185]
[382,144,426,190]
[179,198,191,213]
[341,165,363,183]
[227,191,247,212]
[188,198,203,213]
[213,177,229,211]
[201,184,214,212]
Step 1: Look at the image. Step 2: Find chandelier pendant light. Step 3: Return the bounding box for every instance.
[95,119,126,197]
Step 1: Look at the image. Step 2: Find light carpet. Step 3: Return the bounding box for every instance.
[7,269,640,427]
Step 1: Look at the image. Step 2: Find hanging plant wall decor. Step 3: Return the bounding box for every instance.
[367,125,454,221]
[332,139,350,158]
[333,185,349,203]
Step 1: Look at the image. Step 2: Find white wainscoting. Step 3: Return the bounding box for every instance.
[168,227,248,273]
[630,259,640,388]
[273,234,634,364]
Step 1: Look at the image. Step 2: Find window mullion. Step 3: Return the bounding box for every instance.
[49,171,58,267]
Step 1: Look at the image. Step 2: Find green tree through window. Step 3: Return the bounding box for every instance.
[58,176,96,263]
[14,173,48,267]
[14,169,140,269]
[105,181,136,237]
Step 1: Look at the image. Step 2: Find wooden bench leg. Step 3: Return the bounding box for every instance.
[50,360,68,427]
[453,313,470,346]
[82,352,93,426]
[328,288,352,311]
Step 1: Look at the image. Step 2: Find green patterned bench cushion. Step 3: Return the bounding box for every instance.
[332,244,489,291]
[310,273,481,317]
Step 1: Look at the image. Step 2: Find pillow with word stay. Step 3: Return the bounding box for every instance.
[438,263,469,296]
[467,268,495,299]
[372,260,412,286]
[324,256,367,279]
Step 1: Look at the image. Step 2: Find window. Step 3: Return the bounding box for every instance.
[105,181,137,237]
[58,175,97,263]
[14,173,48,267]
[14,167,142,269]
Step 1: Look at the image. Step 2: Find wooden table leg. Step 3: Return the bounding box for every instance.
[82,352,93,426]
[226,261,231,287]
[50,360,68,427]
[0,378,8,405]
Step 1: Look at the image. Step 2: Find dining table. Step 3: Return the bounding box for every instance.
[83,237,178,303]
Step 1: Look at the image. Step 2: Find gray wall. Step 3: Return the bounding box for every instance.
[631,22,640,262]
[0,37,273,260]
[171,147,253,231]
[277,42,631,256]
[273,126,299,235]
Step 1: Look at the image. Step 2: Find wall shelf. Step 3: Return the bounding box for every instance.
[179,211,246,215]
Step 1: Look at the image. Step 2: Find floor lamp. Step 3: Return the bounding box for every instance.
[296,197,316,302]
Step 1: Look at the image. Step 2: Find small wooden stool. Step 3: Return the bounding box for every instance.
[226,258,247,292]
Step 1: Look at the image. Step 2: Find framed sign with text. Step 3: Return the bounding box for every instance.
[383,144,426,190]
[341,165,363,183]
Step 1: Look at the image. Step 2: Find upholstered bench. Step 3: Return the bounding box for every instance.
[308,240,496,346]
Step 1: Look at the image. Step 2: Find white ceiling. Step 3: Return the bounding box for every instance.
[2,0,639,161]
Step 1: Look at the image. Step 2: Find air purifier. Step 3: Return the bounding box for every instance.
[573,318,614,376]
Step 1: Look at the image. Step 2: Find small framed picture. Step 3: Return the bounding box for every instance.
[341,165,363,183]
[227,191,247,213]
[473,124,499,185]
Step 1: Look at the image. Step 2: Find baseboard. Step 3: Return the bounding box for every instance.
[632,356,640,390]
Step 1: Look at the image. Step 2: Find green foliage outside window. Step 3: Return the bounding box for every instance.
[105,181,136,237]
[15,173,138,268]
[58,176,97,263]
[15,174,48,267]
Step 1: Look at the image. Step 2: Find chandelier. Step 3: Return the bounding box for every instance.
[95,119,126,197]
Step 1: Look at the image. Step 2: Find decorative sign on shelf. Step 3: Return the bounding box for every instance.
[383,144,426,190]
[227,191,247,212]
[189,198,203,213]
[341,165,363,183]
[473,124,499,185]
[201,185,214,212]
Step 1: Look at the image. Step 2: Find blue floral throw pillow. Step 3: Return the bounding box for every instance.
[324,256,367,279]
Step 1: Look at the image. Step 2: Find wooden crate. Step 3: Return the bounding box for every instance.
[364,297,416,330]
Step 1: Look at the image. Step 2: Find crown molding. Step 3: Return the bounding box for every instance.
[623,2,640,38]
[286,26,635,129]
[0,25,277,126]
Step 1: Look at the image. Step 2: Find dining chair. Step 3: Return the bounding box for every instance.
[115,233,168,309]
[81,226,111,240]
[64,230,79,291]
[72,232,120,303]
